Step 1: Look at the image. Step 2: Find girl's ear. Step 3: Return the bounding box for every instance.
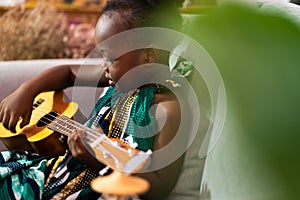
[144,47,158,63]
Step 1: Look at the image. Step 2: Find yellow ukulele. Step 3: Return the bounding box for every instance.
[0,91,78,156]
[0,91,151,174]
[0,90,152,196]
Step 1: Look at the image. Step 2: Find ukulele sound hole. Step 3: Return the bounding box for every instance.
[37,111,59,127]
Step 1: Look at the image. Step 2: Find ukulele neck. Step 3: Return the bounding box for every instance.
[48,114,152,174]
[48,114,100,144]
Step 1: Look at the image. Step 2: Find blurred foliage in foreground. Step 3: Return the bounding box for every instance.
[185,3,300,199]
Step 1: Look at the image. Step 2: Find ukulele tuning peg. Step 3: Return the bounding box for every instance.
[113,141,121,147]
[131,142,138,148]
[114,160,121,169]
[103,151,110,159]
[127,149,136,157]
[146,150,152,155]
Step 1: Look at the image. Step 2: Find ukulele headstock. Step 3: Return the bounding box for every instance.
[90,134,152,174]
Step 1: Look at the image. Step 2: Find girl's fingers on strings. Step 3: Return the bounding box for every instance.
[75,128,87,141]
[92,125,104,134]
[20,112,31,129]
[0,105,3,124]
[8,115,18,133]
[1,113,9,132]
[67,129,76,147]
[69,129,82,142]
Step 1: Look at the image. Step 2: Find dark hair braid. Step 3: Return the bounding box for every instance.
[102,0,183,31]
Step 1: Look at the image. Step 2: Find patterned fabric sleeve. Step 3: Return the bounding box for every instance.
[0,151,49,200]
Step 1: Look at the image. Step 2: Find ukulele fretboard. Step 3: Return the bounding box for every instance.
[48,115,101,144]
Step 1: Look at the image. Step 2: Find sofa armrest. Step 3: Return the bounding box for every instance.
[0,59,86,101]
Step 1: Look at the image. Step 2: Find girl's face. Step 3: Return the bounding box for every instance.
[95,13,146,89]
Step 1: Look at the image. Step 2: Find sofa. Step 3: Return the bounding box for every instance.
[0,58,208,199]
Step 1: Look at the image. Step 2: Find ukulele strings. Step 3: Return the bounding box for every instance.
[34,104,132,167]
[30,105,126,169]
[30,103,144,172]
[30,102,130,148]
[30,104,100,141]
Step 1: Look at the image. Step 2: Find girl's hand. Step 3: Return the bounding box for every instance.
[0,87,35,133]
[68,129,104,171]
[67,129,88,159]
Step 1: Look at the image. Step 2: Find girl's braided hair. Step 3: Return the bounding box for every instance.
[102,0,184,31]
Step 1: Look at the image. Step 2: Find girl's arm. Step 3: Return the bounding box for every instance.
[0,63,109,133]
[137,93,185,200]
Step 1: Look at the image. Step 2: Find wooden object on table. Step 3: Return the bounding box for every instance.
[90,136,151,199]
[91,171,150,198]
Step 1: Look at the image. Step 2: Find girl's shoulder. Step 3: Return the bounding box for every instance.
[153,85,180,113]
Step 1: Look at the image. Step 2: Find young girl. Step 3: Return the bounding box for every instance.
[0,0,190,199]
